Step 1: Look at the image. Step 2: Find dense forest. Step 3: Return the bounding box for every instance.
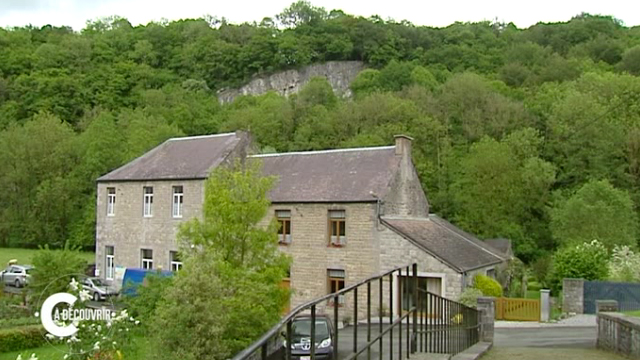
[1,1,640,265]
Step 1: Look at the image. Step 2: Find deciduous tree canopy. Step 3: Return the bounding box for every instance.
[1,2,640,262]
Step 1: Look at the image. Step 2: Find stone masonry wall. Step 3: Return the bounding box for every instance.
[563,278,585,314]
[261,202,381,321]
[217,61,365,104]
[598,312,640,358]
[95,179,205,278]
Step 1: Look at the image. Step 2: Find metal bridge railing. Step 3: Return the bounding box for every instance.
[231,263,479,360]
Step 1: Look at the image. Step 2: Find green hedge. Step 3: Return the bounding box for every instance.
[0,325,47,352]
[473,274,503,297]
[0,317,42,329]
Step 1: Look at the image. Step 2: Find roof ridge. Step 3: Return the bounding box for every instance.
[250,146,395,158]
[168,132,237,141]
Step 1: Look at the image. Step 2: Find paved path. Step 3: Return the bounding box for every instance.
[486,325,627,360]
[495,314,596,328]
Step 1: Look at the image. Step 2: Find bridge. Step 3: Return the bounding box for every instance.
[231,264,481,360]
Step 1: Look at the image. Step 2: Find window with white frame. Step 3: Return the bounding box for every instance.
[105,246,115,280]
[276,210,291,244]
[172,186,183,218]
[170,251,182,271]
[141,249,153,270]
[143,187,153,217]
[328,210,346,246]
[106,187,116,216]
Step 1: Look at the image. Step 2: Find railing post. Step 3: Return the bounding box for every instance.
[399,270,403,360]
[286,320,292,360]
[367,281,371,360]
[389,273,394,360]
[354,287,358,359]
[334,295,339,360]
[412,263,418,354]
[311,305,316,360]
[379,277,383,360]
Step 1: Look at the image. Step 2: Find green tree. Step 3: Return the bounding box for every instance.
[149,159,290,360]
[617,45,640,75]
[551,179,638,250]
[550,240,609,293]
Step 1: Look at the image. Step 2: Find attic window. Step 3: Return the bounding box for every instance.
[328,210,346,246]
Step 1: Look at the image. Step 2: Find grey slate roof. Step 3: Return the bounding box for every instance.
[253,146,399,203]
[381,215,506,273]
[97,133,242,182]
[484,238,513,258]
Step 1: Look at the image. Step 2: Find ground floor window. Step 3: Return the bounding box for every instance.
[170,251,182,271]
[105,246,115,280]
[328,269,345,306]
[141,249,153,270]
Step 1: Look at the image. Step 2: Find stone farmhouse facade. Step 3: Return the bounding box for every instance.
[95,131,508,318]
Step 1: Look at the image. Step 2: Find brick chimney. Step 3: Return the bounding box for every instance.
[395,135,413,156]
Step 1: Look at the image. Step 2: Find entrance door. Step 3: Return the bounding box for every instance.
[399,276,442,316]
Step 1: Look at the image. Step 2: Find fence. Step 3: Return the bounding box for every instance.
[597,312,640,358]
[231,264,480,360]
[495,298,540,322]
[584,280,640,314]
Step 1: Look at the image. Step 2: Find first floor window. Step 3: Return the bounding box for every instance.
[276,210,291,244]
[328,269,345,306]
[172,186,183,218]
[105,246,115,280]
[107,187,116,216]
[141,249,153,270]
[143,187,153,217]
[170,251,182,271]
[329,210,346,246]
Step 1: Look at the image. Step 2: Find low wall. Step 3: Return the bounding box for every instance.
[563,278,584,314]
[597,312,640,358]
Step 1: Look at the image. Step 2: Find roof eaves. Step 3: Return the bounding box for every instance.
[96,176,208,183]
[380,218,464,273]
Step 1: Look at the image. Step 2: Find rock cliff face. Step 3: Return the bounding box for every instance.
[217,61,365,104]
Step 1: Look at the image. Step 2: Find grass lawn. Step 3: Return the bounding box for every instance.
[624,310,640,317]
[0,345,66,360]
[0,335,150,360]
[0,248,95,267]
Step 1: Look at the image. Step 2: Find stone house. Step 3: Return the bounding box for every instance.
[95,131,507,318]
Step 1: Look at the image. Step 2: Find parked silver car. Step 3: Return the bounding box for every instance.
[0,265,33,288]
[81,277,119,302]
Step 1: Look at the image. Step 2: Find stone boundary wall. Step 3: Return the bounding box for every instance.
[598,311,640,358]
[563,278,584,314]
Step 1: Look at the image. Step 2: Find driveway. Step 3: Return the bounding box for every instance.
[495,327,596,348]
[484,325,628,360]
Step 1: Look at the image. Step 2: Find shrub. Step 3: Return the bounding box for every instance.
[608,245,640,282]
[29,245,89,300]
[473,275,503,297]
[531,256,553,288]
[0,325,46,352]
[124,270,174,325]
[508,278,523,298]
[458,288,483,308]
[0,296,30,319]
[549,240,609,294]
[0,317,41,329]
